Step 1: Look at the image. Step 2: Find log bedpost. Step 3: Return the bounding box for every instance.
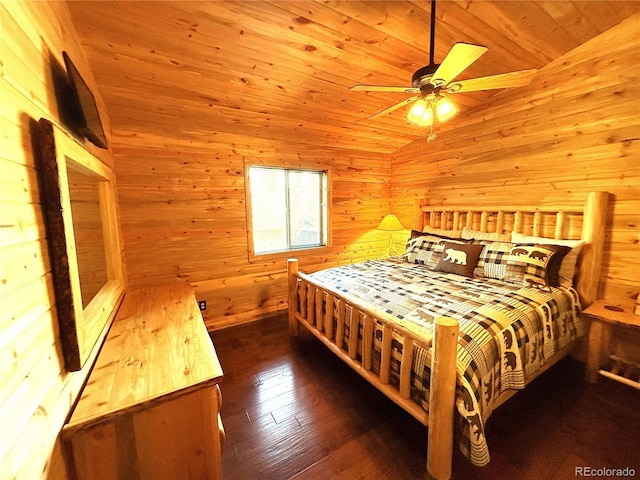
[427,316,459,480]
[575,191,608,307]
[288,258,299,336]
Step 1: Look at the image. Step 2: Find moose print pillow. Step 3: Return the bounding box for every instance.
[504,244,566,289]
[434,241,485,278]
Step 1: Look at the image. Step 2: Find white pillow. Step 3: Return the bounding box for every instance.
[510,232,584,287]
[462,227,511,242]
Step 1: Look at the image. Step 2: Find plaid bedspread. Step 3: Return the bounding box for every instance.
[308,259,585,466]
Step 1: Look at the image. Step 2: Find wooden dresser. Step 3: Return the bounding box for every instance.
[63,283,224,480]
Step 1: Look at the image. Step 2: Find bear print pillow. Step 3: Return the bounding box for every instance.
[434,241,485,278]
[503,243,564,289]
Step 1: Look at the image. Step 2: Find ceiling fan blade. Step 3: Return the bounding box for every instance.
[445,69,537,93]
[368,96,419,119]
[430,43,488,87]
[351,85,420,93]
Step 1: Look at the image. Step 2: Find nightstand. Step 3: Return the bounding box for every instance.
[585,299,640,390]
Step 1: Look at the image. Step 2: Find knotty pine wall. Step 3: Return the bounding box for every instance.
[1,3,637,478]
[1,2,117,478]
[391,13,640,310]
[115,144,391,330]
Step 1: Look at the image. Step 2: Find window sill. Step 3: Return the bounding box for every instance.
[248,245,330,264]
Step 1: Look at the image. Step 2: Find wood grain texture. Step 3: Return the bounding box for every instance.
[427,318,458,480]
[392,13,640,311]
[65,283,223,430]
[1,2,117,478]
[31,119,126,371]
[63,283,224,480]
[63,1,640,329]
[214,314,640,480]
[3,4,640,477]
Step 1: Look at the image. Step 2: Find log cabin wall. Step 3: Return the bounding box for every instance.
[1,2,117,478]
[1,2,638,478]
[115,146,390,330]
[65,8,395,331]
[64,2,640,332]
[390,13,640,311]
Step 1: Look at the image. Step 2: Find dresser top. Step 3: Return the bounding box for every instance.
[64,283,223,433]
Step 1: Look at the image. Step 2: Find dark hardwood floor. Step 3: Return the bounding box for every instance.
[210,314,640,480]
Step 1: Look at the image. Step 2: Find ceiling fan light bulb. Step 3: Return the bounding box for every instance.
[436,96,457,122]
[407,100,427,124]
[420,107,434,126]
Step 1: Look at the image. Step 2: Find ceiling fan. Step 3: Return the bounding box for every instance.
[350,0,537,139]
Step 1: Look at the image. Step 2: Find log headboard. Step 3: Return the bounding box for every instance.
[415,191,609,308]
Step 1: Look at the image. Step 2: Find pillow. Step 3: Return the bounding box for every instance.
[434,241,484,278]
[472,241,516,281]
[543,244,571,286]
[403,235,446,267]
[403,235,465,269]
[503,244,568,289]
[462,227,511,242]
[422,225,463,239]
[511,233,584,287]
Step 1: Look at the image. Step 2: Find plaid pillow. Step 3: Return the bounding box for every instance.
[403,235,465,269]
[504,244,563,289]
[473,241,516,280]
[511,233,583,287]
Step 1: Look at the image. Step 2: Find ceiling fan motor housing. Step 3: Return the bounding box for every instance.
[412,64,442,89]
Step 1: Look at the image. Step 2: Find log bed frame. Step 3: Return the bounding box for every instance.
[287,191,608,480]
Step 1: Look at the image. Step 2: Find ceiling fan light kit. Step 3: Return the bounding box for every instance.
[350,0,537,140]
[407,94,456,127]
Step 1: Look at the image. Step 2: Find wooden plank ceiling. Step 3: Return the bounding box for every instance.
[66,1,640,155]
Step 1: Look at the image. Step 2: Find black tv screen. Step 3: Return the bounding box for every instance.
[62,51,108,149]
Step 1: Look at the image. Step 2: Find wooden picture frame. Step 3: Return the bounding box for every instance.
[32,118,125,371]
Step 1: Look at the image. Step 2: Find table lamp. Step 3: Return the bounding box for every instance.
[377,214,404,258]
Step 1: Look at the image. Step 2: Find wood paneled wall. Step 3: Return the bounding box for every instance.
[115,143,391,329]
[391,13,640,310]
[1,2,638,478]
[1,2,114,478]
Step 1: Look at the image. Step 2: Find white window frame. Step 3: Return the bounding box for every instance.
[245,161,331,262]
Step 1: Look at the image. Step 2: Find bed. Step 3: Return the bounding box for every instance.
[287,191,608,480]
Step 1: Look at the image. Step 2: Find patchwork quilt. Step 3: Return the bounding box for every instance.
[308,259,585,466]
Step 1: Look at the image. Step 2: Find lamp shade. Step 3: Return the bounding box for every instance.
[377,214,404,231]
[436,94,457,122]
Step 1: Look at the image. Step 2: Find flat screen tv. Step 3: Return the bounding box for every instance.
[62,51,108,149]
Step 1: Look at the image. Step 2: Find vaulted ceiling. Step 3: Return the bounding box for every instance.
[67,1,640,155]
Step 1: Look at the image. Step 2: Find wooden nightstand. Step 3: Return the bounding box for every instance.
[585,299,640,390]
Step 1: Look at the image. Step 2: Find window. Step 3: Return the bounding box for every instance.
[247,166,329,256]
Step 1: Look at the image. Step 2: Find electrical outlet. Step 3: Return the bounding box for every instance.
[198,300,207,311]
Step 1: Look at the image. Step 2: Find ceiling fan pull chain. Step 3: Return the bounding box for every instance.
[427,122,437,142]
